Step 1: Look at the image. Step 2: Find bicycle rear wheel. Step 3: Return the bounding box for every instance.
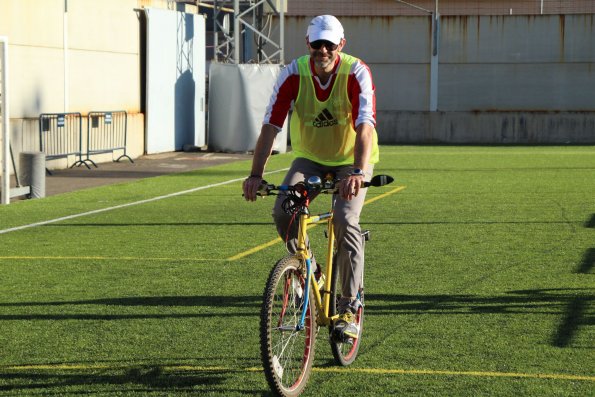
[261,256,317,397]
[329,261,364,366]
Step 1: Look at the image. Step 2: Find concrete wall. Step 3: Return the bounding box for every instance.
[282,14,595,143]
[0,0,174,172]
[378,111,595,144]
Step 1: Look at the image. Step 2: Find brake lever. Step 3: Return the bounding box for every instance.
[257,191,277,197]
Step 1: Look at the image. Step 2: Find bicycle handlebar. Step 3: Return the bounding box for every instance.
[256,174,394,197]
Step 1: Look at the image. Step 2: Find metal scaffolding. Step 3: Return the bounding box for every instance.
[172,0,285,64]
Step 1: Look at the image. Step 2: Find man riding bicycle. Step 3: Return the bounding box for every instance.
[243,14,380,339]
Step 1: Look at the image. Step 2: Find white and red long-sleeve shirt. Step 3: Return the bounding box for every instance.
[263,54,377,130]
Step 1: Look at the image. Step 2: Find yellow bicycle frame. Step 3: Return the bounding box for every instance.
[294,208,339,327]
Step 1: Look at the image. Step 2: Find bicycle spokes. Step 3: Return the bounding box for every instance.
[277,273,304,330]
[261,257,316,396]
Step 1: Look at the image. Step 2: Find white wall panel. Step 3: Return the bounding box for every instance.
[145,8,206,153]
[208,63,287,153]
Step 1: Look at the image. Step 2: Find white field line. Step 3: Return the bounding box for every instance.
[0,168,289,236]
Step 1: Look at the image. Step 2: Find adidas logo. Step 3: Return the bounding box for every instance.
[312,109,338,128]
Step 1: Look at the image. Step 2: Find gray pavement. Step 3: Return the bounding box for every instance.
[12,151,252,198]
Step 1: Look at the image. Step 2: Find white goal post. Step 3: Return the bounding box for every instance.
[1,36,9,204]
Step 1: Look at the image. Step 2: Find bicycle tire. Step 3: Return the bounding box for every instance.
[261,256,318,397]
[329,256,364,366]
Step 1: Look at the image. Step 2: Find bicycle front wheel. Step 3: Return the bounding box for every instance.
[261,256,317,397]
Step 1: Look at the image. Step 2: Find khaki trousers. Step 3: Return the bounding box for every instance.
[272,158,373,312]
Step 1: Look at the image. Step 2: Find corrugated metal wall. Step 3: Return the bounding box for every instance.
[281,14,595,143]
[288,0,595,16]
[440,15,595,111]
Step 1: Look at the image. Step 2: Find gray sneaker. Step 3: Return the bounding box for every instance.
[338,297,362,315]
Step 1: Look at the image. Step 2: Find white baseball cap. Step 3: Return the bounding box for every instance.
[306,15,344,45]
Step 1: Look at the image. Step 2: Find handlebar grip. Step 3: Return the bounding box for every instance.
[364,175,394,187]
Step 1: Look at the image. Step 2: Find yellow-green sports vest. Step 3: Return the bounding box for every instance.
[289,53,380,166]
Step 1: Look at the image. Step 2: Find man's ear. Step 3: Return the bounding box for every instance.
[338,38,346,51]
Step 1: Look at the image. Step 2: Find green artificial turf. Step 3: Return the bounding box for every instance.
[0,146,593,396]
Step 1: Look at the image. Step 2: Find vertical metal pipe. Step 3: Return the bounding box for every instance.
[63,0,69,111]
[280,0,285,64]
[234,0,240,63]
[213,0,218,60]
[429,12,439,111]
[1,36,9,204]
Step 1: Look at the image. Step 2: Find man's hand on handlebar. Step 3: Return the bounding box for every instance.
[243,175,264,202]
[339,174,365,201]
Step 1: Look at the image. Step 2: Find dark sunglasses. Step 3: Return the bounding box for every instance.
[309,40,339,51]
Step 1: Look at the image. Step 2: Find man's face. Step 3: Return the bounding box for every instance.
[307,38,345,70]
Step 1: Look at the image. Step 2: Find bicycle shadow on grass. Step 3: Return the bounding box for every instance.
[366,288,594,348]
[0,295,262,308]
[0,295,262,321]
[0,365,266,395]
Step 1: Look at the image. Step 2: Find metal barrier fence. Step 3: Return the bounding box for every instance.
[86,110,133,167]
[39,112,87,173]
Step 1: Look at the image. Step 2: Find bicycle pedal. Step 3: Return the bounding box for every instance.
[361,230,370,241]
[331,327,355,344]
